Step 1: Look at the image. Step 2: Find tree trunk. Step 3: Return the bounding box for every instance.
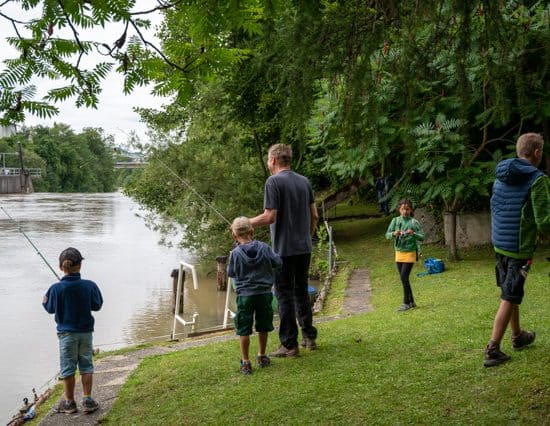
[447,210,459,261]
[253,131,268,180]
[321,179,369,212]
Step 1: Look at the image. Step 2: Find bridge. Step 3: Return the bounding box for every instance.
[2,167,41,177]
[114,161,148,169]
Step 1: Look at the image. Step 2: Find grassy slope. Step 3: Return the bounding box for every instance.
[105,215,549,425]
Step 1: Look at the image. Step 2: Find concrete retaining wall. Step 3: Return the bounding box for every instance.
[444,212,491,247]
[0,175,33,194]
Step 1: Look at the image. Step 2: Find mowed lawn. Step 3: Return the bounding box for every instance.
[104,216,549,425]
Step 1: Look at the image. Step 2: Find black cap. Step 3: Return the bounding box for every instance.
[59,247,84,267]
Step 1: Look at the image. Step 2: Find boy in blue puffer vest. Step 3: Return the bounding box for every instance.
[484,133,550,367]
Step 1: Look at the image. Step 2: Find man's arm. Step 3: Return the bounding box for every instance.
[310,203,319,237]
[249,208,277,228]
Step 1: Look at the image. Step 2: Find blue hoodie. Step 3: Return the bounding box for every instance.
[491,157,549,258]
[227,240,282,296]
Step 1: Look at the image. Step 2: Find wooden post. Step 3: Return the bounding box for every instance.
[216,255,228,291]
[171,268,184,313]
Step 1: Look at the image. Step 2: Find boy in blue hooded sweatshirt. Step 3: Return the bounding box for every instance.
[228,216,282,374]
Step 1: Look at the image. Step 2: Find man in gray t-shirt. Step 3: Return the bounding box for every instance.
[250,143,319,356]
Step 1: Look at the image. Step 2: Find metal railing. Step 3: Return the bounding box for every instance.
[171,260,199,339]
[114,161,148,169]
[223,277,236,329]
[1,168,41,177]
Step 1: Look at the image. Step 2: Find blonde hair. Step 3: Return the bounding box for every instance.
[231,216,253,238]
[268,144,292,167]
[516,133,544,158]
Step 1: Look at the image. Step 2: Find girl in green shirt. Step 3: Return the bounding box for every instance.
[385,199,425,312]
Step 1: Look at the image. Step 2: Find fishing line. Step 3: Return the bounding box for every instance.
[155,158,232,225]
[1,206,60,280]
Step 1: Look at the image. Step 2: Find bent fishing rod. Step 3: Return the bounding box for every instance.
[1,206,60,279]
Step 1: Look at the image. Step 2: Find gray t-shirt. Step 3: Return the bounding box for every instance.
[264,169,314,256]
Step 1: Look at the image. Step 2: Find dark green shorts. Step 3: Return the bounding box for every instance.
[235,293,274,336]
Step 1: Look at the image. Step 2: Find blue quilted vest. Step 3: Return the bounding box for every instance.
[491,158,543,254]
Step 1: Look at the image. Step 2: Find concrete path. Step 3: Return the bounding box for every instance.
[38,268,372,425]
[341,268,372,315]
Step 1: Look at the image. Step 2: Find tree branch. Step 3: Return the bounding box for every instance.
[130,0,184,16]
[128,17,193,74]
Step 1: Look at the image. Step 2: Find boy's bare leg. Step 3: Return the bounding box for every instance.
[240,335,250,361]
[258,332,268,356]
[490,299,515,343]
[63,375,76,400]
[81,373,93,397]
[509,304,521,336]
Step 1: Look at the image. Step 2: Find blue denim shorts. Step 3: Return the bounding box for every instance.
[57,332,94,379]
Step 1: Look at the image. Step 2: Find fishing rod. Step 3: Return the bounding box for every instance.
[155,157,232,226]
[1,206,60,280]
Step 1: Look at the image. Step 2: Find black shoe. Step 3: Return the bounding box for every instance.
[511,330,535,351]
[484,344,511,367]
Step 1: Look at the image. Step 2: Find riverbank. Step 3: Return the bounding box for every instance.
[33,216,549,424]
[0,192,236,420]
[33,265,372,425]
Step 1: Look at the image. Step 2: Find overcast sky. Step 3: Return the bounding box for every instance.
[0,1,167,147]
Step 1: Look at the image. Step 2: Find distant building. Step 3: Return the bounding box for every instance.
[0,125,17,138]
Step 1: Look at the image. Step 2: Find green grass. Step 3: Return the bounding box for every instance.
[322,195,381,220]
[104,216,550,425]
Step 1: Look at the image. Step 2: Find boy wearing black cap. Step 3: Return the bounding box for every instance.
[42,247,103,414]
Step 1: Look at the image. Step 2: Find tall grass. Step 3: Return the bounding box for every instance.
[105,216,549,425]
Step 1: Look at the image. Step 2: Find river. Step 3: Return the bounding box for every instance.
[0,192,231,421]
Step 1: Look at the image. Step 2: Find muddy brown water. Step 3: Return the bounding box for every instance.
[0,192,232,421]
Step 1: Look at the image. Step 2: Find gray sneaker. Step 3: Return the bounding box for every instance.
[56,399,77,414]
[269,345,299,357]
[240,360,253,375]
[81,397,99,414]
[511,330,535,351]
[256,354,271,368]
[397,303,411,312]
